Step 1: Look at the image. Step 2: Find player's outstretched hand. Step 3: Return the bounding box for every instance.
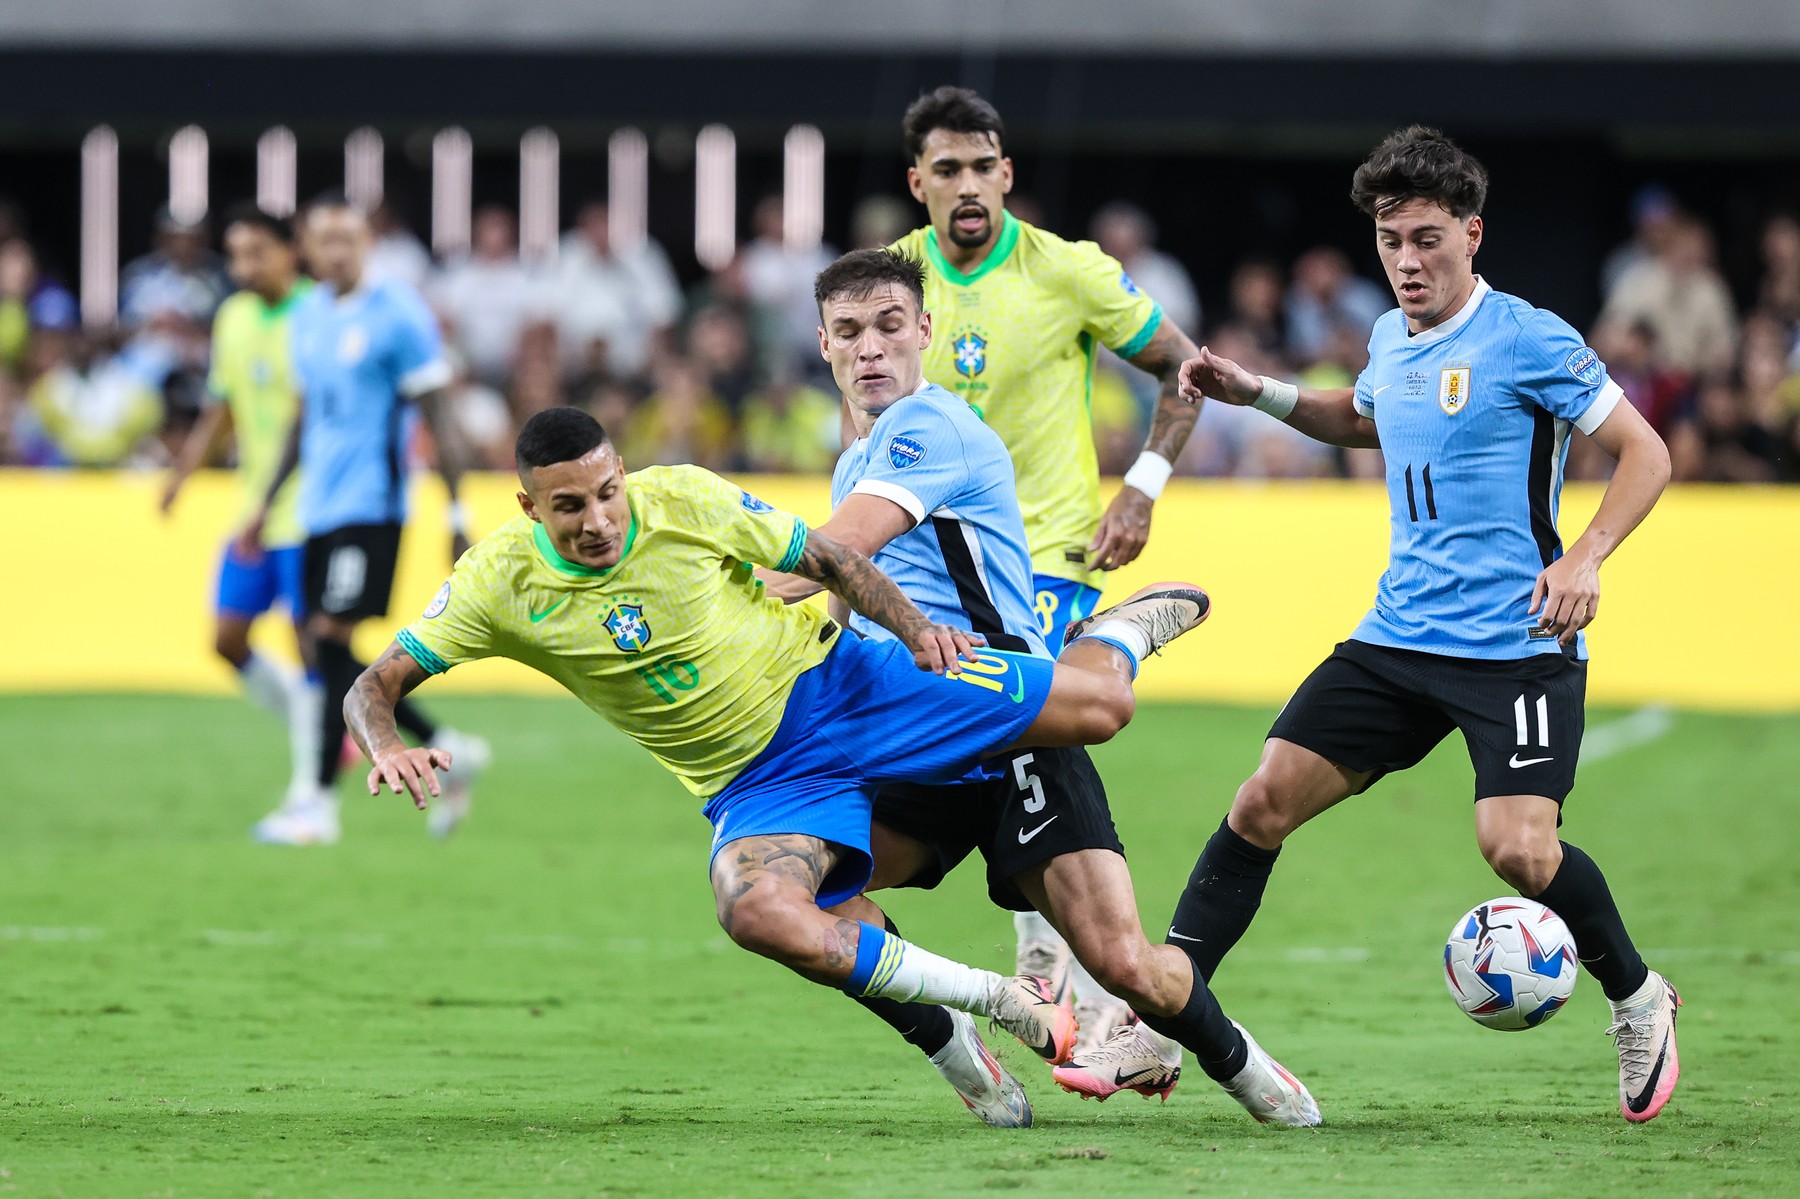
[1090,486,1153,571]
[1178,346,1262,406]
[909,623,986,675]
[1530,554,1600,647]
[367,746,454,810]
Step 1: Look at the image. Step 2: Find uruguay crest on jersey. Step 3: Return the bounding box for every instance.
[604,603,652,652]
[1439,363,1472,414]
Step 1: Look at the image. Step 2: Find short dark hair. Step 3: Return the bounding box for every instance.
[902,86,1005,161]
[221,202,294,245]
[813,248,927,315]
[305,190,361,218]
[1350,126,1489,221]
[515,407,610,480]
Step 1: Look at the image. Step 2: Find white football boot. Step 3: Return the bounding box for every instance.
[1218,1021,1322,1127]
[251,787,341,847]
[988,975,1080,1065]
[1053,1018,1183,1102]
[1607,970,1681,1122]
[1061,582,1211,653]
[929,1009,1033,1128]
[1074,993,1135,1058]
[426,727,491,839]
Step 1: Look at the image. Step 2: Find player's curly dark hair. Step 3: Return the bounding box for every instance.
[516,407,609,480]
[902,86,1005,161]
[813,248,927,315]
[1351,126,1489,220]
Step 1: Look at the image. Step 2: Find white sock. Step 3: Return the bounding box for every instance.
[1610,970,1663,1013]
[1081,619,1151,663]
[848,923,1002,1013]
[289,677,325,797]
[1014,909,1056,946]
[238,652,296,720]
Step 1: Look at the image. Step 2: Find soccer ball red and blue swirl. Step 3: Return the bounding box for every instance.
[1443,898,1578,1031]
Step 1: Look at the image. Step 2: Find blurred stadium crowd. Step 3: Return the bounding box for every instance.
[2,183,1796,482]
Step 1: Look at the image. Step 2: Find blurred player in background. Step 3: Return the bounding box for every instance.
[1160,126,1682,1123]
[242,194,487,846]
[763,248,1318,1127]
[893,85,1205,1046]
[160,204,322,821]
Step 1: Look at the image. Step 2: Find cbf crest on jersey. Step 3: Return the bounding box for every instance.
[952,330,988,378]
[1439,363,1472,415]
[604,603,652,652]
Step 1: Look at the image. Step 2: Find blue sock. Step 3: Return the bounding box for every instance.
[844,921,892,996]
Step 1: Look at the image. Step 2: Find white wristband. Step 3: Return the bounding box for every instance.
[1253,376,1299,421]
[1122,451,1174,500]
[446,500,470,535]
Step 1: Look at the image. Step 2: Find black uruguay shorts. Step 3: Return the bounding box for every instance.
[1269,639,1587,804]
[872,746,1124,912]
[303,522,404,622]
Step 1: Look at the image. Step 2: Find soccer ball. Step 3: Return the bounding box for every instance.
[1443,897,1578,1031]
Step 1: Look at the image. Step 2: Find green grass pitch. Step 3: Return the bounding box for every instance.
[1,695,1796,1197]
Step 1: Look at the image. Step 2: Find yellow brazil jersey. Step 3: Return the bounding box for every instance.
[207,280,311,546]
[396,465,838,798]
[893,213,1162,588]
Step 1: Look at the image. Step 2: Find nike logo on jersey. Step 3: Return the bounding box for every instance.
[1509,754,1554,768]
[1373,384,1394,398]
[528,596,570,623]
[1017,816,1060,844]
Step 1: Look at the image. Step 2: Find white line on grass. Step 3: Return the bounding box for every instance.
[1583,705,1675,762]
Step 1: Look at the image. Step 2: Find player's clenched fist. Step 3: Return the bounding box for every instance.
[1178,346,1262,406]
[368,746,455,809]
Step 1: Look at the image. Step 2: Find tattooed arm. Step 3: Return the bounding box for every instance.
[1089,319,1204,571]
[788,527,982,673]
[345,641,451,809]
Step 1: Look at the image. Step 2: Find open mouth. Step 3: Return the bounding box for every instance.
[1400,281,1428,302]
[952,205,987,235]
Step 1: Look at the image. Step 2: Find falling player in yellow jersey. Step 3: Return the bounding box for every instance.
[342,406,1211,1083]
[892,85,1207,1043]
[160,204,324,818]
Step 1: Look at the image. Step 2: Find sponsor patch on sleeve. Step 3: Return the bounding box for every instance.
[739,491,775,514]
[1564,347,1604,387]
[1119,270,1141,296]
[423,581,451,619]
[887,436,926,470]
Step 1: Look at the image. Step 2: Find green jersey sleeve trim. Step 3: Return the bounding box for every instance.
[1113,302,1165,359]
[531,505,639,577]
[396,629,451,675]
[776,519,809,573]
[923,211,1021,287]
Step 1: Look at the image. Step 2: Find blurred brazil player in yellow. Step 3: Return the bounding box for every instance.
[160,204,324,820]
[339,405,1210,1083]
[892,86,1207,1041]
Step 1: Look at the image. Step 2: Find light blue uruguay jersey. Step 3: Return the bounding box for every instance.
[831,382,1049,658]
[1349,277,1625,661]
[289,277,453,534]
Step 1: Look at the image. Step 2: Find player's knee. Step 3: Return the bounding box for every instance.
[1480,835,1560,896]
[1083,678,1136,744]
[213,627,251,666]
[717,885,809,964]
[1229,774,1295,849]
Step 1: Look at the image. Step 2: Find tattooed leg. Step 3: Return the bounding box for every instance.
[711,833,1001,1011]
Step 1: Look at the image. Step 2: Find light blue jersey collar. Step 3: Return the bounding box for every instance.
[1405,275,1491,347]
